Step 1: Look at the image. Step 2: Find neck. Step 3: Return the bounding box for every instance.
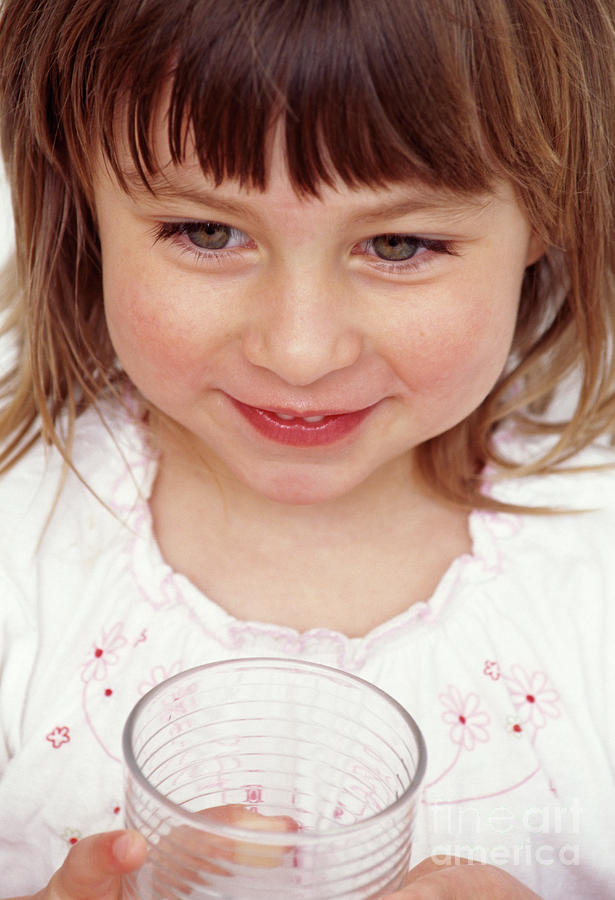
[148,434,471,636]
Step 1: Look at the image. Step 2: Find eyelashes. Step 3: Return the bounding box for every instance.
[151,220,458,273]
[356,235,458,272]
[152,221,251,262]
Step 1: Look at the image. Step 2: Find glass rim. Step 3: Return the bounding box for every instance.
[122,657,427,845]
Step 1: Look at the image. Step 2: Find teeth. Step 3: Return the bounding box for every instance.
[275,413,326,423]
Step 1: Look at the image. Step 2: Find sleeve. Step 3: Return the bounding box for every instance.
[578,523,615,778]
[549,471,615,784]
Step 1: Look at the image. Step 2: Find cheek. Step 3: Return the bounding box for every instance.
[392,286,520,401]
[103,273,206,390]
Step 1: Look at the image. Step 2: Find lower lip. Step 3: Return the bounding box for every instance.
[230,399,376,447]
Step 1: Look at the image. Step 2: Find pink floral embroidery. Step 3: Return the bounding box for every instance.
[138,662,184,697]
[138,663,196,733]
[505,716,524,737]
[504,665,560,729]
[133,628,148,647]
[81,622,127,682]
[439,685,491,750]
[483,660,500,681]
[61,827,81,846]
[47,726,71,748]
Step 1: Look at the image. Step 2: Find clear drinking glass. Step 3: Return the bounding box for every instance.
[122,657,426,899]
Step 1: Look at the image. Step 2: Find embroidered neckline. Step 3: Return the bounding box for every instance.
[106,405,517,670]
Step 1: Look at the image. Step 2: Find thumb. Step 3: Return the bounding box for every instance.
[404,855,479,883]
[391,855,542,899]
[47,830,147,899]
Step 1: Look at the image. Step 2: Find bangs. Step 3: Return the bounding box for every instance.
[83,0,521,197]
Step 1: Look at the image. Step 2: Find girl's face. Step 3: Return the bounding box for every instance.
[94,133,542,506]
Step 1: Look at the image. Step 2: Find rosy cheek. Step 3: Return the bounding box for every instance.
[104,277,200,384]
[398,297,516,398]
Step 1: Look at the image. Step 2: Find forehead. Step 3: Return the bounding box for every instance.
[100,105,501,222]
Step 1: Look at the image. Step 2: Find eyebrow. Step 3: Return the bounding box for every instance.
[124,170,490,224]
[346,195,490,225]
[126,174,256,219]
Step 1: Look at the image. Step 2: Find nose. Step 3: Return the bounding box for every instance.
[242,271,363,386]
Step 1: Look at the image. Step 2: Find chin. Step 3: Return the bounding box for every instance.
[241,468,360,507]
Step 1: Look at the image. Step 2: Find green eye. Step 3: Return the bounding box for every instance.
[372,235,419,261]
[185,222,231,250]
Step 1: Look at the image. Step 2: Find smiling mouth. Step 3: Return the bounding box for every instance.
[229,398,377,447]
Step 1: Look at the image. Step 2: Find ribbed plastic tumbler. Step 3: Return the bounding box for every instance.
[122,658,426,899]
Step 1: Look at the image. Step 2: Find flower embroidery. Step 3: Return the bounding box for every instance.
[138,662,196,734]
[47,726,71,748]
[504,665,560,729]
[138,662,184,698]
[61,827,81,846]
[505,715,524,737]
[483,660,500,681]
[133,628,148,647]
[81,622,127,682]
[439,685,491,750]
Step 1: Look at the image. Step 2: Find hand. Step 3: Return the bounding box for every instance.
[6,806,297,900]
[384,855,542,899]
[8,830,147,900]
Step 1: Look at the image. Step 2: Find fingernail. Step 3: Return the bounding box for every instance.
[113,831,137,863]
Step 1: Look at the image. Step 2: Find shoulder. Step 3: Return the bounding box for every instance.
[476,436,615,616]
[488,431,615,514]
[471,439,615,672]
[0,395,156,583]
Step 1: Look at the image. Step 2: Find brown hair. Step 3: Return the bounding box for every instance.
[1,0,614,508]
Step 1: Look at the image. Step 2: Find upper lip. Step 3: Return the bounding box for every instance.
[234,399,378,418]
[228,394,378,419]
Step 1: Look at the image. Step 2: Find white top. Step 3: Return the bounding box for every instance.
[0,398,614,898]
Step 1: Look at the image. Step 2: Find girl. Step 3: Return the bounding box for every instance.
[0,0,614,897]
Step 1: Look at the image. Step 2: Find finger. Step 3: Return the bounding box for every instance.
[403,855,478,885]
[390,855,480,899]
[48,830,147,899]
[214,804,299,866]
[147,805,299,895]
